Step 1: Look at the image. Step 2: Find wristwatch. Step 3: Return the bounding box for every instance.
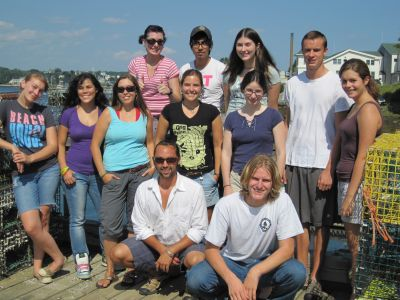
[165,248,175,258]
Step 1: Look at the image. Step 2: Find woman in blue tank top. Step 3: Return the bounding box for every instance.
[91,74,155,288]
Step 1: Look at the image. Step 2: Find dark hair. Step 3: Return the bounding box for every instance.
[240,154,281,201]
[139,25,166,44]
[190,32,213,54]
[111,74,149,116]
[224,28,277,87]
[339,58,380,100]
[64,73,108,109]
[23,72,49,92]
[155,139,180,158]
[240,70,267,94]
[301,30,328,49]
[180,69,204,87]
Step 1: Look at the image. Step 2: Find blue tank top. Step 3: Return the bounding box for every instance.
[103,107,149,171]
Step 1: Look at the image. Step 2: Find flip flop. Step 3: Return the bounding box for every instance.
[96,274,118,288]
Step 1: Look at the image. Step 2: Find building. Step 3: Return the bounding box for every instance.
[294,49,383,82]
[378,43,400,84]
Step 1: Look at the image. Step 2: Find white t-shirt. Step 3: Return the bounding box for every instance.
[205,192,303,263]
[285,70,353,168]
[180,57,226,111]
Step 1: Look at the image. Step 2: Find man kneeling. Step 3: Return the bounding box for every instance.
[111,140,208,295]
[186,154,306,300]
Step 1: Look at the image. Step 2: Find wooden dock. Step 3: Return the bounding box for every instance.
[0,253,189,300]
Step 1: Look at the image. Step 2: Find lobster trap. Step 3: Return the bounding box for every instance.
[355,133,400,299]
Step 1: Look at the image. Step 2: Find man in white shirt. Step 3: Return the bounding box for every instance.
[110,140,208,295]
[186,154,306,300]
[180,25,226,111]
[284,30,352,297]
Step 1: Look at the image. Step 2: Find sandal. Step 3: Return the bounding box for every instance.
[96,274,118,288]
[121,270,138,286]
[33,272,53,284]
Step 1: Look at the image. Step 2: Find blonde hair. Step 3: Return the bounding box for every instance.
[23,72,49,92]
[240,154,281,201]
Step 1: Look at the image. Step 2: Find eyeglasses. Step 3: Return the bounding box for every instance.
[146,39,165,46]
[117,86,136,93]
[244,88,264,97]
[153,157,178,164]
[191,40,209,48]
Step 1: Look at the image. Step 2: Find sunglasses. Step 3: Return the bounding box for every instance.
[146,39,165,46]
[117,86,136,93]
[153,157,178,164]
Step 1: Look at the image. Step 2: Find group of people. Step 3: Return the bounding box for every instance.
[0,24,383,300]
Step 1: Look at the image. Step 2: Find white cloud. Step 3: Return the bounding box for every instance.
[59,28,90,38]
[0,29,37,42]
[102,17,127,24]
[162,46,176,55]
[113,50,134,61]
[0,20,14,29]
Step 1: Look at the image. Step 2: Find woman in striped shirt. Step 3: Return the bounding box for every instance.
[128,25,180,132]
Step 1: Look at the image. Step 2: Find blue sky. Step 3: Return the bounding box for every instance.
[0,0,399,72]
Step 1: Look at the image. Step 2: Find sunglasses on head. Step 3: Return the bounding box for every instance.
[153,157,178,164]
[117,86,136,93]
[146,39,165,46]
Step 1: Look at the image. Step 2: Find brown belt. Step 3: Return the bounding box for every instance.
[114,163,148,174]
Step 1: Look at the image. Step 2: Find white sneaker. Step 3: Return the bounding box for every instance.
[75,253,91,280]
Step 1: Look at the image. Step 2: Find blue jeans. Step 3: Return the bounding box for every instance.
[62,172,103,256]
[13,163,60,215]
[186,257,306,300]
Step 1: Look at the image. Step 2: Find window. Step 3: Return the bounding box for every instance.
[394,58,398,62]
[371,60,374,65]
[371,71,375,78]
[333,58,337,64]
[338,59,342,64]
[366,60,370,65]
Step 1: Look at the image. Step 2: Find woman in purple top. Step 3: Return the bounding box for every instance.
[58,73,108,280]
[333,59,382,290]
[221,71,286,196]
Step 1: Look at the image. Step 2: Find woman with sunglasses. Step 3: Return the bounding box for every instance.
[128,25,180,132]
[91,74,155,288]
[222,70,286,196]
[58,73,108,280]
[156,69,223,221]
[223,28,281,114]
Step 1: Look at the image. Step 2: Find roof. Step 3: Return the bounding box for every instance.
[380,43,400,55]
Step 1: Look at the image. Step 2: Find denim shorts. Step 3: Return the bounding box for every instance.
[192,170,219,207]
[337,181,363,224]
[12,163,60,215]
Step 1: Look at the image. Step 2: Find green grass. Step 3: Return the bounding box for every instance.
[380,83,400,96]
[381,105,400,133]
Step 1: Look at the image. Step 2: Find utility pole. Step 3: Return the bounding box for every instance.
[289,33,294,78]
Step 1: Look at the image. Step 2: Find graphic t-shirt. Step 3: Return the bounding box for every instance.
[0,100,57,174]
[161,102,219,175]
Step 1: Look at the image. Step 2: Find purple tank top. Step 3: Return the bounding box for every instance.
[336,101,382,181]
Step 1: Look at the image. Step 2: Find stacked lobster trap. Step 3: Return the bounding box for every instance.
[355,133,400,299]
[0,153,32,278]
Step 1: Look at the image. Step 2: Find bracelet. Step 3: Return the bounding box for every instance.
[223,184,231,188]
[165,248,175,258]
[214,172,220,176]
[60,166,70,176]
[100,172,108,178]
[167,90,173,96]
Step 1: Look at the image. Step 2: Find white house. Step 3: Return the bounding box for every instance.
[294,49,382,82]
[378,43,400,84]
